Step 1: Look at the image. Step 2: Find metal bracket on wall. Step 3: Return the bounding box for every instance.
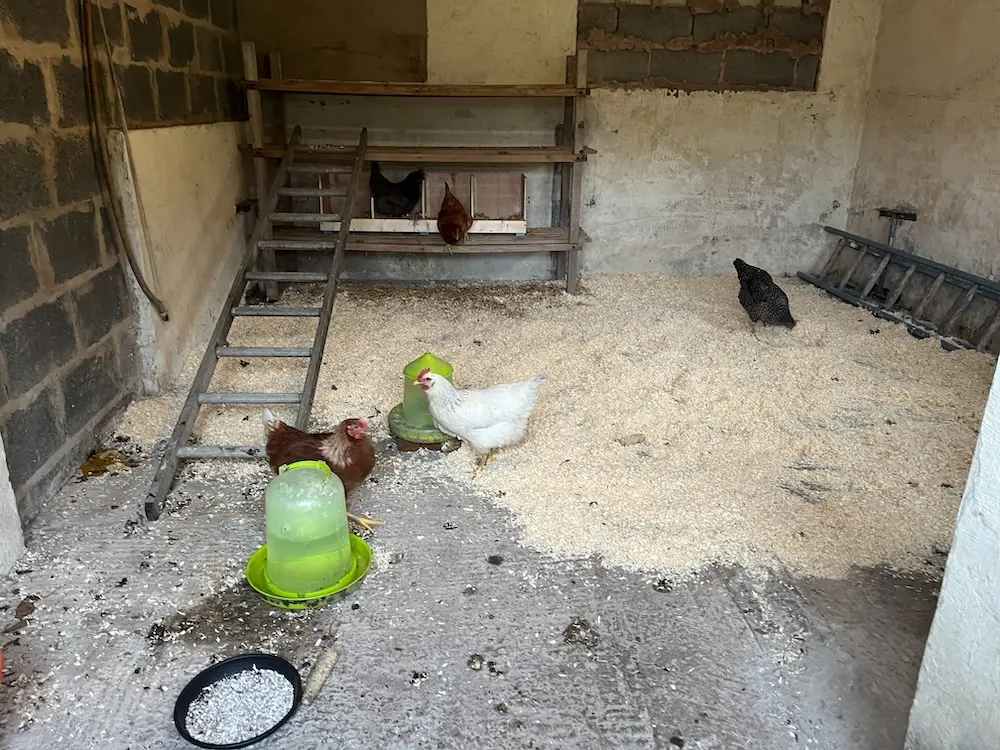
[877,207,917,248]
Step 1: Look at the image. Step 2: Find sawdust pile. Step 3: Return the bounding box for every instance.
[115,275,996,579]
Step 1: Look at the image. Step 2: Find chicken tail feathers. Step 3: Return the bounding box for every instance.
[262,409,282,437]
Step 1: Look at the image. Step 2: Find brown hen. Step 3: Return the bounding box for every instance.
[437,182,473,253]
[262,410,382,531]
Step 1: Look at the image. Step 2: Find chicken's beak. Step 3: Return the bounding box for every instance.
[412,379,421,386]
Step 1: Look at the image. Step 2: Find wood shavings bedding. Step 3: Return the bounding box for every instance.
[113,274,996,579]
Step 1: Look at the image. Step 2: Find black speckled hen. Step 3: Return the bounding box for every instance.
[733,258,796,333]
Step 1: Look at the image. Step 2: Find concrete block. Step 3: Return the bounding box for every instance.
[54,58,89,128]
[796,54,819,88]
[54,134,100,206]
[74,268,126,349]
[158,0,182,9]
[209,0,235,30]
[196,27,223,72]
[589,50,649,84]
[0,386,65,491]
[0,0,70,44]
[168,21,196,67]
[770,9,825,44]
[156,69,188,121]
[774,0,802,6]
[99,4,125,48]
[190,74,218,117]
[119,65,157,123]
[724,49,796,86]
[42,208,102,283]
[63,350,121,436]
[578,4,618,36]
[619,6,693,43]
[649,49,723,85]
[219,78,247,120]
[220,35,242,77]
[0,226,39,312]
[0,140,49,222]
[693,8,764,43]
[0,301,77,399]
[127,8,163,63]
[0,51,48,125]
[183,0,210,20]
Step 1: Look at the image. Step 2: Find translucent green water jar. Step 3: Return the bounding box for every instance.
[265,460,352,595]
[402,353,454,429]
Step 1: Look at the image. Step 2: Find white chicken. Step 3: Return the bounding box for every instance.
[414,368,548,477]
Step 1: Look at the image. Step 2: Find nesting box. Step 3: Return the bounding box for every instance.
[320,169,527,236]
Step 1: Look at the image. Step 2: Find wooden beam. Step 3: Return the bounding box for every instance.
[245,79,589,98]
[244,144,587,163]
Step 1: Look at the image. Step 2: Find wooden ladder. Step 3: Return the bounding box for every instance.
[799,226,1000,354]
[143,126,369,521]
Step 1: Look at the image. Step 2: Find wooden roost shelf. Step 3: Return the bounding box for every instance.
[240,43,592,293]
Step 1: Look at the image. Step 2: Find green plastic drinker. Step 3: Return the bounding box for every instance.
[388,353,456,446]
[264,460,353,595]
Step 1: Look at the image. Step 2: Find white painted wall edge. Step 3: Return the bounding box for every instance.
[0,434,26,575]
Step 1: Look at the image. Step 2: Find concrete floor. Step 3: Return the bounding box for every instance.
[0,441,939,750]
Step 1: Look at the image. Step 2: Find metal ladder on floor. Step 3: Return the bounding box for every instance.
[143,126,368,521]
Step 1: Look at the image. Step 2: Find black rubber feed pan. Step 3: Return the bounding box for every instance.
[173,652,303,749]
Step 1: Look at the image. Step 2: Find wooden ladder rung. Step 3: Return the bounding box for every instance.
[231,306,321,317]
[198,392,302,405]
[941,285,979,334]
[269,212,342,224]
[244,271,328,283]
[288,163,344,174]
[860,255,892,298]
[912,272,947,320]
[278,187,347,198]
[976,307,1000,351]
[177,446,266,459]
[216,346,312,358]
[838,248,867,289]
[886,264,917,307]
[259,238,340,251]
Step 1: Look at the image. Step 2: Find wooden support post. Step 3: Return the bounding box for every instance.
[565,49,587,295]
[243,41,279,301]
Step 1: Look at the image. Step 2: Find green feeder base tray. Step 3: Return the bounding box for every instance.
[388,403,460,452]
[245,534,372,611]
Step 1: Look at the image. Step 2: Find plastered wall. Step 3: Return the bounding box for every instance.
[279,0,882,282]
[849,0,1000,279]
[112,122,248,394]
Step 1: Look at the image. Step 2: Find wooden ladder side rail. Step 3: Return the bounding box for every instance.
[294,127,368,431]
[144,126,303,521]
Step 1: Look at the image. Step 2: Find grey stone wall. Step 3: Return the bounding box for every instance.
[0,0,242,522]
[578,0,827,90]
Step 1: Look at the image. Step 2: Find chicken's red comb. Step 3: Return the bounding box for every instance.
[357,418,369,429]
[417,368,430,379]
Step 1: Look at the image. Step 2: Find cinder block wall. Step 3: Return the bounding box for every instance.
[578,0,827,90]
[0,0,243,522]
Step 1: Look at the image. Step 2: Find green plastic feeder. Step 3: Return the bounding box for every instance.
[388,353,456,447]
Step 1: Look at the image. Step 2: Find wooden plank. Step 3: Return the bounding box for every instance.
[941,284,978,335]
[860,254,892,298]
[270,212,343,224]
[278,187,348,198]
[976,306,1000,351]
[565,49,587,295]
[349,242,574,255]
[247,79,589,98]
[143,125,303,521]
[885,264,917,308]
[199,393,302,405]
[295,128,368,431]
[177,446,266,459]
[243,42,279,301]
[216,346,312,357]
[912,272,946,320]
[818,239,845,279]
[263,146,586,164]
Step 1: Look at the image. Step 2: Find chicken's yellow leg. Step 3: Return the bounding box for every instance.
[348,512,384,532]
